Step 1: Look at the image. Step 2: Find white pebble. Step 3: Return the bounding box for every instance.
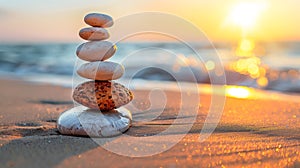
[76,41,116,61]
[77,61,124,80]
[57,106,132,137]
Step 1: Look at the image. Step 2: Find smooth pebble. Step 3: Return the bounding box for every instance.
[76,41,116,61]
[73,81,133,111]
[57,106,132,137]
[84,13,113,28]
[77,61,124,80]
[79,27,110,41]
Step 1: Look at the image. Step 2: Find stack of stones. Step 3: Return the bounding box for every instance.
[57,13,134,137]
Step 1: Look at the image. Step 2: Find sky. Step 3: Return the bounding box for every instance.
[0,0,300,43]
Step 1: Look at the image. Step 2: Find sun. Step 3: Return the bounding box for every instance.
[227,2,267,30]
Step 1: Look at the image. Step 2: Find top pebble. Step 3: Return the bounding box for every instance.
[84,13,114,28]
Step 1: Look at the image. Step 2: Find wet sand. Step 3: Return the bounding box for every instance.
[0,79,299,168]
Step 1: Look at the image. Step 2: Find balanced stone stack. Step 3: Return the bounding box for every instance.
[57,13,133,137]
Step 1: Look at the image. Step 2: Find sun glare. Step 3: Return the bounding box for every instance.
[228,2,267,30]
[226,86,251,99]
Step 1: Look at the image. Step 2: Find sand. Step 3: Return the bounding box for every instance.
[0,78,299,168]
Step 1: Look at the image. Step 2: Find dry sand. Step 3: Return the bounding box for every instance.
[0,79,299,168]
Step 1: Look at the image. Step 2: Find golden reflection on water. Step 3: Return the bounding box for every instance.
[235,39,256,57]
[226,86,251,99]
[230,38,268,87]
[205,60,215,71]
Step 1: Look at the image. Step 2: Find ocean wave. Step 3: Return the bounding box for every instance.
[0,42,300,93]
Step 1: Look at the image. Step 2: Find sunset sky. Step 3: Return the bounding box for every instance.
[0,0,299,42]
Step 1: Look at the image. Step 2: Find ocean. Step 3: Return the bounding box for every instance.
[0,42,299,93]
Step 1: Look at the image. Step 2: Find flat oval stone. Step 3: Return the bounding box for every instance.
[76,41,116,61]
[79,27,110,41]
[77,61,124,80]
[73,81,133,111]
[84,13,113,28]
[57,106,132,137]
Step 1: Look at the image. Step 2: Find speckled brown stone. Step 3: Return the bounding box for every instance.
[73,81,133,111]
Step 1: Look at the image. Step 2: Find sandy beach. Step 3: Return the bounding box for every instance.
[0,78,299,168]
[1,0,300,167]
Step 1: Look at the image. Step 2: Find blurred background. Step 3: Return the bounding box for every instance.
[0,0,300,93]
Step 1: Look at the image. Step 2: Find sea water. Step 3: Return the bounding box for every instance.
[0,42,299,93]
